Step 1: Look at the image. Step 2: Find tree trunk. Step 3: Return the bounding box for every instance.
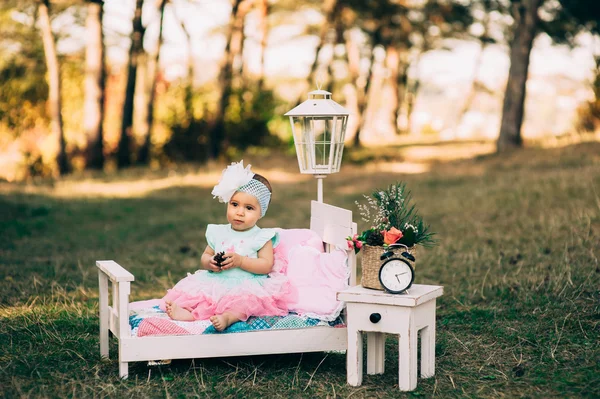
[209,0,248,159]
[353,26,382,147]
[299,0,338,101]
[386,45,409,134]
[456,11,491,134]
[117,0,144,168]
[497,0,542,152]
[344,28,361,142]
[395,65,409,134]
[234,6,247,82]
[139,0,167,165]
[325,16,344,94]
[256,0,269,90]
[38,0,68,175]
[84,0,106,170]
[403,51,423,135]
[456,41,486,125]
[172,5,194,121]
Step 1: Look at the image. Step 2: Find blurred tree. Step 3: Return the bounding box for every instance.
[497,0,543,152]
[138,0,167,165]
[576,54,600,133]
[497,0,600,152]
[554,1,600,133]
[554,1,600,37]
[171,1,195,122]
[210,0,252,159]
[38,0,68,175]
[0,3,47,135]
[339,0,404,146]
[342,0,472,144]
[303,0,340,96]
[256,0,270,90]
[83,0,106,170]
[117,0,144,168]
[402,0,473,135]
[455,0,507,131]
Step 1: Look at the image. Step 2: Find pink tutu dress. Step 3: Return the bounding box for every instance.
[160,224,293,321]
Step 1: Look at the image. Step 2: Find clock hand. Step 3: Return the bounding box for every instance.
[395,272,408,283]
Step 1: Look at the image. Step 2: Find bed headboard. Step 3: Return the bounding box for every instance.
[309,200,358,286]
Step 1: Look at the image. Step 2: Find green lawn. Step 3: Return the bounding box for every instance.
[1,142,599,398]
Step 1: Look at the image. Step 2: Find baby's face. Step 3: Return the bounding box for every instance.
[227,191,261,231]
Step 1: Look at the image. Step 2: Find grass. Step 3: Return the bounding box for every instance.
[1,141,599,398]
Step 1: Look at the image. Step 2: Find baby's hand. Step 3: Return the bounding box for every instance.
[213,251,226,267]
[207,254,223,272]
[220,253,243,270]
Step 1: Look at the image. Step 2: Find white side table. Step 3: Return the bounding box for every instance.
[337,284,443,391]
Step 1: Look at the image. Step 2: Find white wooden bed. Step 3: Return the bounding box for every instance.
[97,201,357,378]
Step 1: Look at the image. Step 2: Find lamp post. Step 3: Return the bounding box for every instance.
[285,89,350,203]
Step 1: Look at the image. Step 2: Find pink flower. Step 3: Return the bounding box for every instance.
[382,227,403,245]
[346,235,362,254]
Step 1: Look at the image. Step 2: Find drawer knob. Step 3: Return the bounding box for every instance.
[369,313,381,323]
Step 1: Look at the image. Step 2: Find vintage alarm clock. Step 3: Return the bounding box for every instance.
[378,243,415,294]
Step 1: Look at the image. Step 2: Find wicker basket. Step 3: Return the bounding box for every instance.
[361,244,417,290]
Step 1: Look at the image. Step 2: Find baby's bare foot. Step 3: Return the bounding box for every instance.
[209,313,239,331]
[165,301,194,321]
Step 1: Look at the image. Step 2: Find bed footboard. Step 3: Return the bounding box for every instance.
[97,260,134,378]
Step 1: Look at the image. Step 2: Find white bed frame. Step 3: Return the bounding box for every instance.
[97,201,357,378]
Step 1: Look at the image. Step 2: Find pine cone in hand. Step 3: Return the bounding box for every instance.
[213,251,226,267]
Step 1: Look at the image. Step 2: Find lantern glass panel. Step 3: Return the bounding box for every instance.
[290,116,312,172]
[332,115,348,170]
[290,114,348,174]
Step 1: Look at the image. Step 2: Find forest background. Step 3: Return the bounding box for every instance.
[1,0,600,182]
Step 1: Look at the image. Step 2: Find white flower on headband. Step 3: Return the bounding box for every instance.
[211,160,254,203]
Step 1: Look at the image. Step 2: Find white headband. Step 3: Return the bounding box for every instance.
[211,161,271,217]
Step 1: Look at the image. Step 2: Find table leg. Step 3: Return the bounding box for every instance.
[366,332,385,374]
[398,329,418,391]
[347,328,363,386]
[420,324,435,378]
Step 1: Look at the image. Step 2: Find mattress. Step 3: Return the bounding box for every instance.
[129,300,345,337]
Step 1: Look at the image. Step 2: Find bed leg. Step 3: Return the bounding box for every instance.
[98,269,109,359]
[347,328,363,386]
[119,361,129,379]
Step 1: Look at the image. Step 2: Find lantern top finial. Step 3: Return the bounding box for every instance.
[308,89,332,99]
[284,89,350,117]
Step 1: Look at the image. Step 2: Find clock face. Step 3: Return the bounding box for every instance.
[379,258,414,294]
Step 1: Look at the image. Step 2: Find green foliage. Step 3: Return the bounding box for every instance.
[0,56,48,133]
[0,26,48,134]
[543,0,600,45]
[342,0,474,49]
[224,86,282,152]
[162,84,283,163]
[356,182,436,247]
[358,227,384,246]
[162,118,211,162]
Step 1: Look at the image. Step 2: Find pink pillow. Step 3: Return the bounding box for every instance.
[285,246,348,321]
[272,228,323,274]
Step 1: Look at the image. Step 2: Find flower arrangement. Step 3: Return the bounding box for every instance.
[347,182,436,251]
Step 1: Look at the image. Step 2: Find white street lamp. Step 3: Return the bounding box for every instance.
[285,89,350,202]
